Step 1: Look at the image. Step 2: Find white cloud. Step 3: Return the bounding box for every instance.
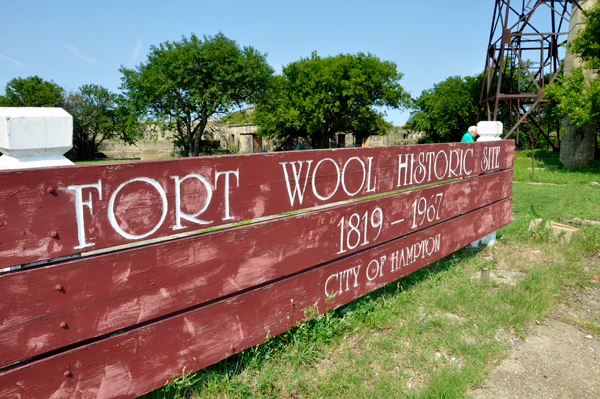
[64,44,97,65]
[130,41,142,62]
[0,54,31,69]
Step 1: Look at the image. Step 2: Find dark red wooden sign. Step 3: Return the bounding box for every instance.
[0,142,515,399]
[0,141,514,267]
[0,170,512,366]
[0,200,511,398]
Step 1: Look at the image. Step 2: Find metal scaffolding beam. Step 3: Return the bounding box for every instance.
[479,0,583,147]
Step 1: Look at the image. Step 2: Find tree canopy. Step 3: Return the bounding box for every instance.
[405,75,482,143]
[253,52,409,149]
[570,3,600,73]
[0,75,64,107]
[544,3,600,132]
[64,84,142,161]
[120,33,274,157]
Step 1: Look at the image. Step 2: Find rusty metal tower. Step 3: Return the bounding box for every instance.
[480,0,582,148]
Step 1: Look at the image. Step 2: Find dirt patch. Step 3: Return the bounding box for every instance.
[470,268,526,286]
[470,287,600,399]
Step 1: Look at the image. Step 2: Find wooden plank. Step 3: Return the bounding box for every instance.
[0,141,514,267]
[0,199,512,399]
[0,170,512,367]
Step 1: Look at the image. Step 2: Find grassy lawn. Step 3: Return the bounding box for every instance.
[139,151,600,399]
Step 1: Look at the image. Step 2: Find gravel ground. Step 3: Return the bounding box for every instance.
[470,286,600,399]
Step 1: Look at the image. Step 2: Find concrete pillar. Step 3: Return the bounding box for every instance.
[0,107,74,169]
[560,0,598,169]
[471,121,503,248]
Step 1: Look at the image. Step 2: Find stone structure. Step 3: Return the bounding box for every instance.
[97,121,423,158]
[364,125,423,147]
[98,139,174,160]
[0,107,74,169]
[560,0,598,169]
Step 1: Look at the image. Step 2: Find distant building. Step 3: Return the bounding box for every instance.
[97,121,424,159]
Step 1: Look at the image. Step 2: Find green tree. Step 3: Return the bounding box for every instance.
[570,3,600,73]
[405,75,482,143]
[120,33,274,157]
[64,84,143,161]
[253,52,409,149]
[543,3,600,153]
[0,75,64,107]
[545,68,600,129]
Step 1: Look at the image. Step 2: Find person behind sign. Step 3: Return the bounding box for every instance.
[461,126,478,142]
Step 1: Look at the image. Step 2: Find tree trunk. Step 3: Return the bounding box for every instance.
[192,118,208,156]
[559,118,597,169]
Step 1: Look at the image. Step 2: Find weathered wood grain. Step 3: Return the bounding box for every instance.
[0,199,512,399]
[0,170,512,367]
[0,141,514,267]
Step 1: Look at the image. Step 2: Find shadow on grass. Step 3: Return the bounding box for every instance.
[140,245,481,399]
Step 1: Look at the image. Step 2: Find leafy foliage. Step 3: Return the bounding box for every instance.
[545,67,600,129]
[543,2,600,150]
[64,84,143,161]
[405,75,481,142]
[0,75,64,107]
[253,52,409,149]
[120,33,274,157]
[570,2,600,73]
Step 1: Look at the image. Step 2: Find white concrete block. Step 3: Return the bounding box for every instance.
[471,231,496,248]
[471,121,504,247]
[0,107,74,169]
[477,121,503,141]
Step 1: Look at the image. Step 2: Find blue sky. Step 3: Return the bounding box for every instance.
[1,0,496,124]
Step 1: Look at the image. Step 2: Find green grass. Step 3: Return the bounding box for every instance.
[140,155,600,399]
[73,158,140,165]
[512,150,600,184]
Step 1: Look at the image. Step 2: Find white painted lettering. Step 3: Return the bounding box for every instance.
[434,150,449,180]
[366,259,380,281]
[406,245,414,264]
[280,161,313,206]
[414,152,426,184]
[68,180,102,249]
[397,154,409,187]
[312,158,340,201]
[391,250,399,272]
[495,147,501,168]
[108,177,168,240]
[426,237,435,256]
[341,157,366,196]
[413,241,422,260]
[426,152,435,181]
[172,174,213,230]
[481,147,489,171]
[379,255,386,277]
[350,265,361,288]
[215,169,239,220]
[325,273,338,297]
[366,157,377,193]
[449,150,461,177]
[462,148,474,175]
